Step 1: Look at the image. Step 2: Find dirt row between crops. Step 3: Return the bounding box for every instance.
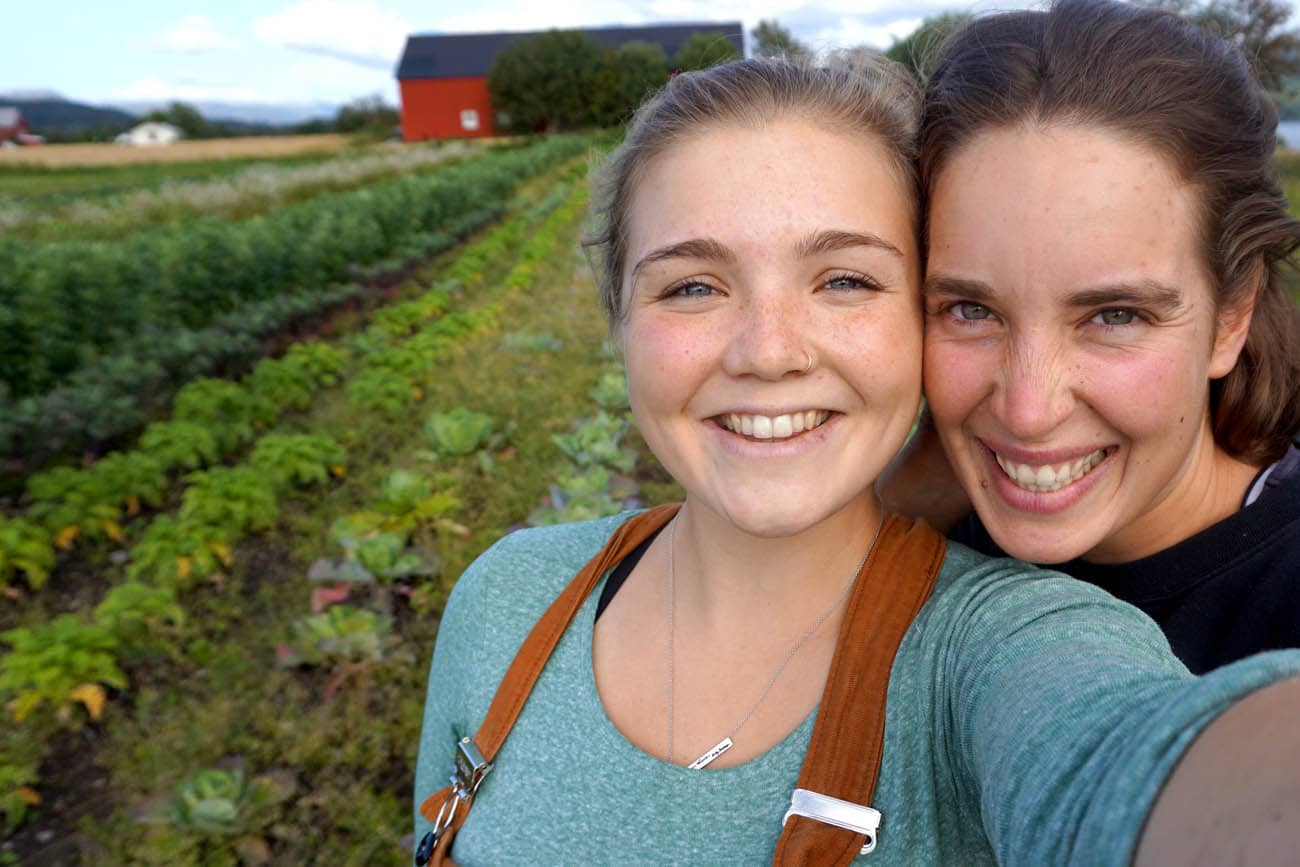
[0,135,356,166]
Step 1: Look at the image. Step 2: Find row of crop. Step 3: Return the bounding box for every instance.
[0,133,590,399]
[0,174,591,840]
[0,140,479,242]
[0,174,580,601]
[0,200,503,465]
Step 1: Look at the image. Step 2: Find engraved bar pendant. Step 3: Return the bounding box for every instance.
[687,737,734,770]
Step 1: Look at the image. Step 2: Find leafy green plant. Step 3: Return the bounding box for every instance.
[180,467,278,534]
[588,371,629,411]
[244,357,315,411]
[169,767,263,835]
[25,466,125,547]
[128,516,233,589]
[355,532,441,583]
[283,606,390,666]
[94,582,185,655]
[0,614,126,723]
[552,411,636,473]
[346,369,417,417]
[248,433,346,490]
[173,379,273,452]
[0,760,40,833]
[139,420,221,471]
[425,408,494,457]
[0,518,55,593]
[283,341,348,387]
[85,451,169,513]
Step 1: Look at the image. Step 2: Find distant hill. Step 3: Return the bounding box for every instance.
[3,98,137,134]
[110,100,338,127]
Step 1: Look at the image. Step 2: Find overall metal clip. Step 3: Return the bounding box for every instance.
[428,737,493,846]
[782,788,882,855]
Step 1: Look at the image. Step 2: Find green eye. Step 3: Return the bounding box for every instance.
[1095,309,1135,326]
[956,302,990,320]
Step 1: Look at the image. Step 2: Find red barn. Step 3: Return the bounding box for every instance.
[395,22,743,141]
[0,107,29,143]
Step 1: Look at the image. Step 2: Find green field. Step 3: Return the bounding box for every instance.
[0,137,1296,864]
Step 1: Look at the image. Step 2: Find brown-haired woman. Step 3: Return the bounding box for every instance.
[415,55,1300,866]
[887,0,1300,674]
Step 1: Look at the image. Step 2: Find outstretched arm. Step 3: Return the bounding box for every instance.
[1135,675,1300,866]
[876,407,971,531]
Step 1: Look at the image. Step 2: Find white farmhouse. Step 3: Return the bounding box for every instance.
[115,121,182,146]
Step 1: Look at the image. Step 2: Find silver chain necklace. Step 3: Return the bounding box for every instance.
[666,508,885,770]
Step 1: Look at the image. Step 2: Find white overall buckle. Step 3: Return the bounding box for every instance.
[782,788,882,855]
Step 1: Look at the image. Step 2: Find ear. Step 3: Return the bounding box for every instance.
[1208,278,1259,380]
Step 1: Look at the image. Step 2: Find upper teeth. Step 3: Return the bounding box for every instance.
[721,411,830,440]
[995,449,1106,493]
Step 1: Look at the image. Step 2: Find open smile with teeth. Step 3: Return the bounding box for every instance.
[717,410,831,440]
[995,448,1108,494]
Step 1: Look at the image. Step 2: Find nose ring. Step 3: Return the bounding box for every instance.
[801,351,813,374]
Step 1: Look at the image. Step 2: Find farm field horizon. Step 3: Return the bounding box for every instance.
[2,131,1300,864]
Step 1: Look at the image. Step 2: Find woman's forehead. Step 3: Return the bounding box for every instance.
[625,120,918,265]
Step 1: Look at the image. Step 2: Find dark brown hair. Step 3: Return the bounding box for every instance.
[921,0,1300,464]
[586,53,921,329]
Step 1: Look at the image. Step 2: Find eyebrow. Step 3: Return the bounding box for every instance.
[631,229,903,282]
[923,274,1187,314]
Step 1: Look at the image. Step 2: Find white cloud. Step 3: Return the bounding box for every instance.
[254,0,412,69]
[155,15,229,53]
[436,0,649,33]
[115,77,262,103]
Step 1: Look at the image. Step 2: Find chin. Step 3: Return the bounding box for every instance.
[983,518,1095,565]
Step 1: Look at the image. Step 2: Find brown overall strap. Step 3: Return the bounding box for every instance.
[416,507,944,866]
[772,513,946,866]
[417,503,681,865]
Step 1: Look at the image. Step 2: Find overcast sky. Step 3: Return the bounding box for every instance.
[4,0,1295,109]
[0,0,1027,108]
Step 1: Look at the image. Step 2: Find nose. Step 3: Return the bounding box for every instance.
[994,330,1076,440]
[722,294,811,380]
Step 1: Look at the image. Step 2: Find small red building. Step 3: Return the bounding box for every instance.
[395,23,743,141]
[0,107,30,143]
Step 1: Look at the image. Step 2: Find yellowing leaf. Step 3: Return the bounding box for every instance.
[329,464,347,478]
[208,542,233,567]
[54,525,81,550]
[16,786,41,806]
[10,691,43,722]
[104,521,126,543]
[125,494,142,517]
[69,683,107,720]
[410,385,424,400]
[177,556,193,581]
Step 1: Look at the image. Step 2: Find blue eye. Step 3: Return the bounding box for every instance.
[956,302,991,320]
[823,272,880,292]
[663,281,717,299]
[1093,308,1136,326]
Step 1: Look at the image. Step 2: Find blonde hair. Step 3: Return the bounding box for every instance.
[585,53,921,328]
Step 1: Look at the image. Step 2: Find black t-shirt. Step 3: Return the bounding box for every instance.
[953,443,1300,674]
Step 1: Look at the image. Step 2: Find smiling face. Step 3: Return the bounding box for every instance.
[620,118,922,538]
[924,123,1255,564]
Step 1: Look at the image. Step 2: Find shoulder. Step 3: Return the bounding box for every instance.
[445,512,642,627]
[922,541,1167,656]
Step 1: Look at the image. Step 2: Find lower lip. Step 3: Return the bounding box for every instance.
[981,443,1113,515]
[709,415,836,456]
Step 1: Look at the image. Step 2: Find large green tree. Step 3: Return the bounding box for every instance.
[673,32,743,71]
[885,13,970,82]
[751,19,809,59]
[488,30,603,132]
[589,42,670,127]
[1137,0,1300,90]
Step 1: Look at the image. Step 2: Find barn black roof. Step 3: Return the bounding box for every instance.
[396,22,744,79]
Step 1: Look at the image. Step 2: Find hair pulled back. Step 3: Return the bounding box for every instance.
[921,0,1300,464]
[586,53,921,329]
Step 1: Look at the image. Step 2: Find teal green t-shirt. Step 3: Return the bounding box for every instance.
[414,513,1300,865]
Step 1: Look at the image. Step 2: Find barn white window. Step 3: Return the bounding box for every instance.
[460,109,480,131]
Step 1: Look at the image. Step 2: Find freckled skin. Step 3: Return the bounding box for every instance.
[924,124,1258,564]
[619,120,923,539]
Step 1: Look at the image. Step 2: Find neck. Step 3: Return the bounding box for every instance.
[1088,422,1260,564]
[670,493,882,627]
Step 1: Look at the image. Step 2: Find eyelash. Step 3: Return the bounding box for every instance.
[657,271,882,300]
